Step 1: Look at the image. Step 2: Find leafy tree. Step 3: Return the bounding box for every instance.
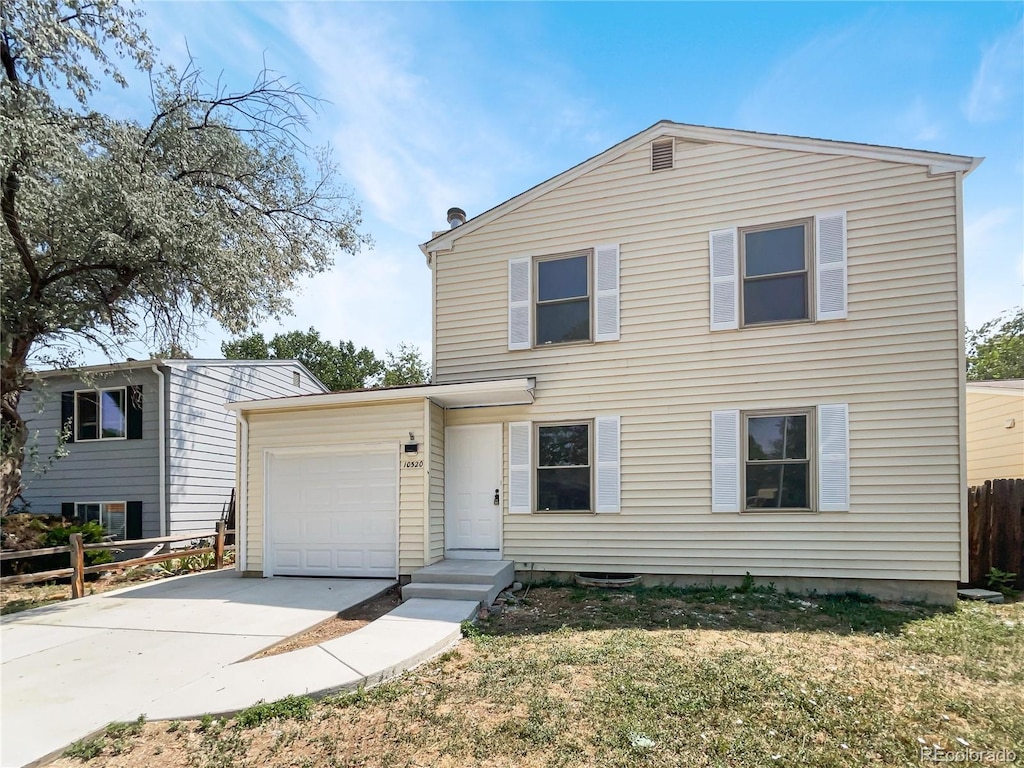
[1,0,368,513]
[222,329,382,392]
[966,307,1024,381]
[382,343,430,387]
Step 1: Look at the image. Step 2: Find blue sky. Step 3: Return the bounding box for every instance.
[105,1,1022,362]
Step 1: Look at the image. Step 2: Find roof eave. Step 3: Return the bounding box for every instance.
[419,120,983,259]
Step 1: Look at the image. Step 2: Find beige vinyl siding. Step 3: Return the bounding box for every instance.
[966,389,1024,486]
[243,400,427,575]
[436,142,963,582]
[428,401,446,563]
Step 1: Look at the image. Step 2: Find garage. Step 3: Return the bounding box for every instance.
[266,447,397,578]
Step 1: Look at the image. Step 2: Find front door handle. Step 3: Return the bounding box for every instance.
[493,489,500,505]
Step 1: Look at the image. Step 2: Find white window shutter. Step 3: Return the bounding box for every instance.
[817,404,850,512]
[594,244,620,342]
[711,410,741,512]
[815,211,847,321]
[508,421,532,514]
[508,258,531,350]
[709,228,739,331]
[595,416,621,513]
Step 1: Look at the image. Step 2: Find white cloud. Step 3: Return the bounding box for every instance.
[897,97,942,143]
[964,20,1024,123]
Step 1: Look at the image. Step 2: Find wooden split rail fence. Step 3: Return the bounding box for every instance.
[0,521,235,599]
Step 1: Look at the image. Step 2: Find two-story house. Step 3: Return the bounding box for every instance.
[226,122,981,604]
[21,359,327,540]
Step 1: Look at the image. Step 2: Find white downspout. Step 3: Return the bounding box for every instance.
[238,409,249,573]
[150,364,167,537]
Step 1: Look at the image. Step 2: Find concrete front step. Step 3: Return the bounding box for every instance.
[411,559,514,587]
[401,582,497,604]
[403,559,515,607]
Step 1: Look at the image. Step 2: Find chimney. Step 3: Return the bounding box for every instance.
[447,207,467,229]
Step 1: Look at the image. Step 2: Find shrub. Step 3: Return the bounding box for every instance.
[1,514,113,576]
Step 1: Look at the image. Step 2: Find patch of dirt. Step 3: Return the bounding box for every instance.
[252,585,402,658]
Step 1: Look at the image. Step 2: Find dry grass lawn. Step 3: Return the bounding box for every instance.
[50,584,1023,768]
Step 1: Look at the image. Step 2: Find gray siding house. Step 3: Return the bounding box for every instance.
[20,359,327,540]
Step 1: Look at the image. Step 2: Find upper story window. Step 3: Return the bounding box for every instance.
[508,244,619,351]
[63,385,143,442]
[75,388,127,440]
[536,251,591,345]
[741,219,812,326]
[709,211,847,332]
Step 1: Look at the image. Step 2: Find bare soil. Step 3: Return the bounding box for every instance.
[44,586,1024,768]
[252,585,402,658]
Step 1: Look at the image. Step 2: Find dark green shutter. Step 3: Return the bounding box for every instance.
[61,392,75,443]
[61,502,75,520]
[126,501,143,540]
[127,385,143,440]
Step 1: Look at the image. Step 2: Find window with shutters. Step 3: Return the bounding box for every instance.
[76,501,127,539]
[711,211,847,332]
[743,409,814,511]
[536,422,592,512]
[740,219,812,326]
[535,251,591,345]
[75,388,127,440]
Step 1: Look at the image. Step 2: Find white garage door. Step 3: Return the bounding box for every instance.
[267,448,397,578]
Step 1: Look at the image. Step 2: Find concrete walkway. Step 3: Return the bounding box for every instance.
[1,571,395,768]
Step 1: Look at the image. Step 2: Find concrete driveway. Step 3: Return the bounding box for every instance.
[0,570,393,768]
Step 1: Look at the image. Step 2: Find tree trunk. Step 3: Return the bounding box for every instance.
[1,336,32,515]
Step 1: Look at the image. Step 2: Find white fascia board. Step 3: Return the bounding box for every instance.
[420,120,983,265]
[224,377,536,413]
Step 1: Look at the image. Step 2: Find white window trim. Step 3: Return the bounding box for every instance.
[741,408,816,513]
[74,387,128,441]
[75,501,128,539]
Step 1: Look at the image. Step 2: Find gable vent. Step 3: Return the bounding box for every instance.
[651,139,674,171]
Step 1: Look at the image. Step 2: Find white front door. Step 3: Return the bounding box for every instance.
[445,424,502,556]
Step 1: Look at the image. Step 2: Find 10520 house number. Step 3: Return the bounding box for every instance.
[403,460,424,469]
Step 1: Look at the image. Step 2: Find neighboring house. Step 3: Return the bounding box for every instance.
[20,359,327,541]
[965,380,1024,486]
[228,121,981,604]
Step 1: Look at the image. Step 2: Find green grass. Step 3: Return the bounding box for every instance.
[236,695,314,728]
[49,586,1023,768]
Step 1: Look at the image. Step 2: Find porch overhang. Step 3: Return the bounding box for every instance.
[224,377,536,413]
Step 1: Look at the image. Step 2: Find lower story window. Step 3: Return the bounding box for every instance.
[77,501,127,539]
[744,411,812,510]
[537,423,591,511]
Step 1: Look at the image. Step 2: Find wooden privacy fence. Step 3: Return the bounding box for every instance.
[967,479,1024,589]
[0,521,234,600]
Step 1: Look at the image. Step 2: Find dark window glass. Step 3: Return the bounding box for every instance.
[743,275,807,324]
[536,300,590,345]
[745,463,809,509]
[78,504,100,524]
[101,389,126,438]
[537,424,590,511]
[539,424,589,466]
[76,392,99,440]
[537,468,591,511]
[537,255,588,301]
[747,415,807,460]
[744,225,806,276]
